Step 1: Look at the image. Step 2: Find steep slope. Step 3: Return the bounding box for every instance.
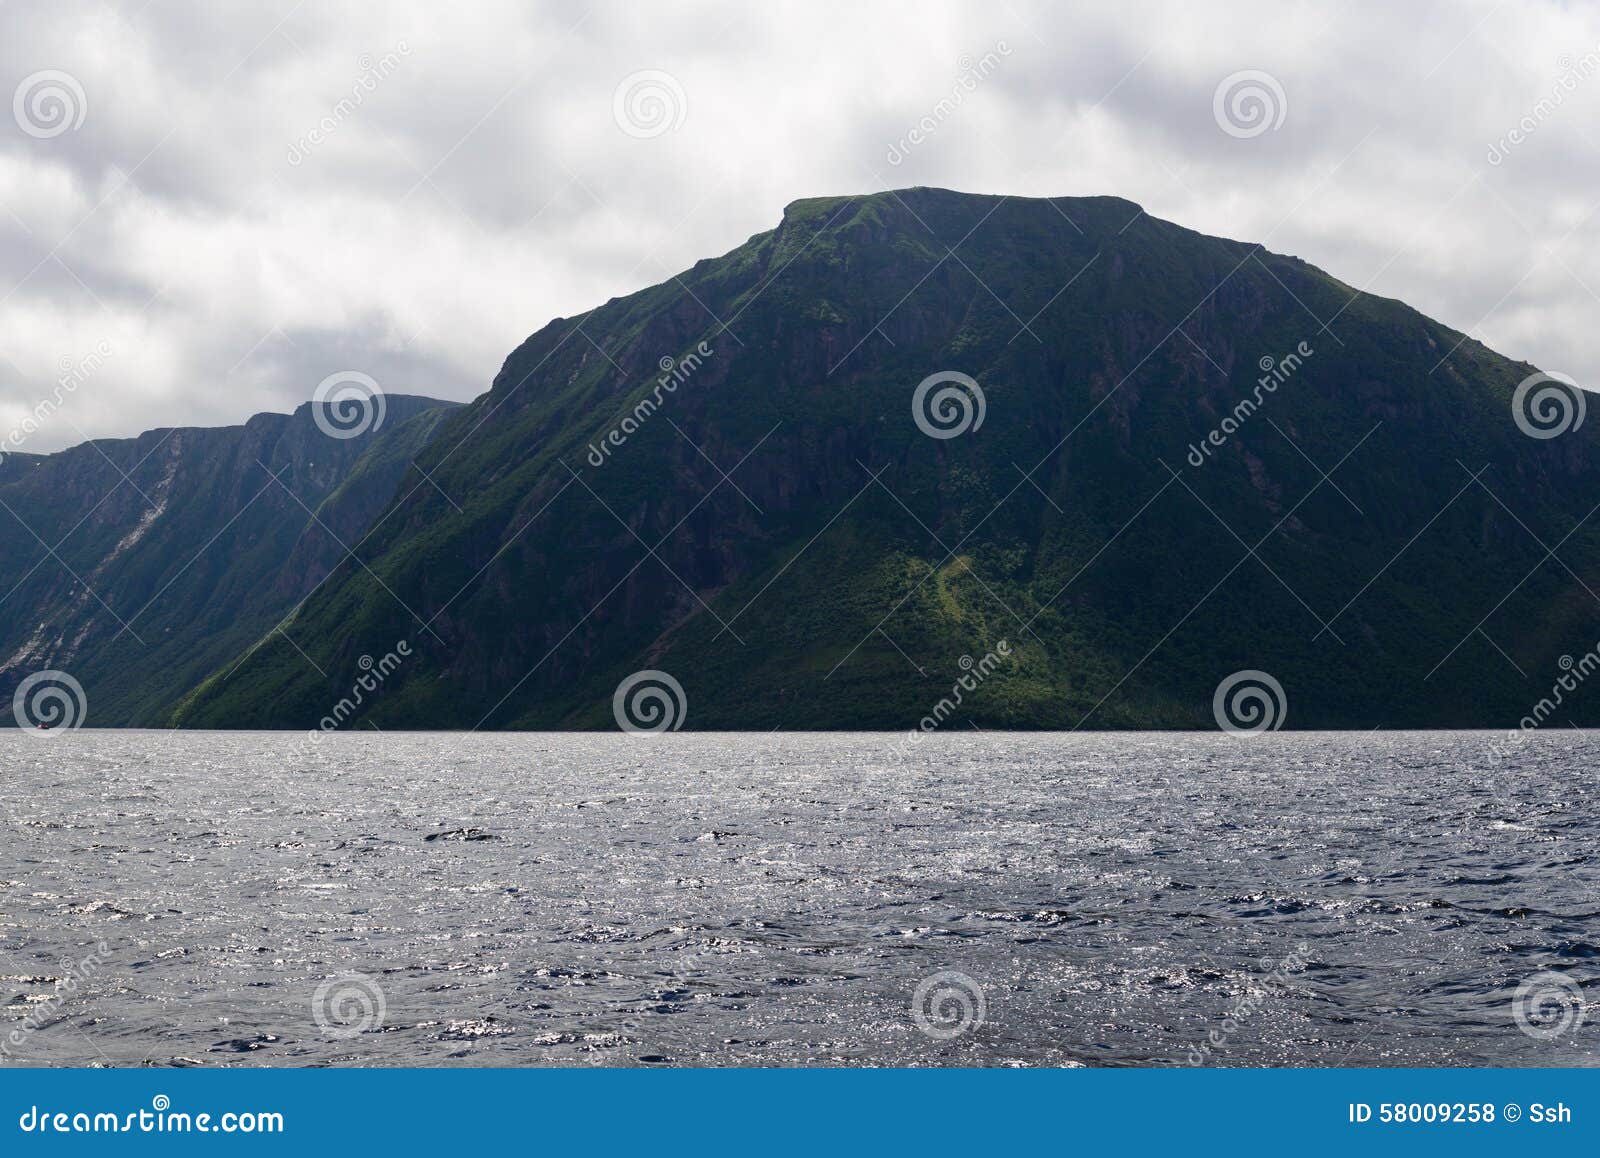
[0,396,457,725]
[179,188,1600,730]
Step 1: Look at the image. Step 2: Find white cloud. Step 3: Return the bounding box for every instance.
[1,0,1597,452]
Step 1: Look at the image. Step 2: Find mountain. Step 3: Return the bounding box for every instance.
[0,395,458,725]
[133,188,1600,729]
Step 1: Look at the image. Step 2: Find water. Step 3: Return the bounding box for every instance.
[2,731,1595,1068]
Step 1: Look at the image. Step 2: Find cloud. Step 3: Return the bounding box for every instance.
[2,0,1597,452]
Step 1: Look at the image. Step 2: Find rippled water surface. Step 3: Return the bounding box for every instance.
[2,731,1596,1067]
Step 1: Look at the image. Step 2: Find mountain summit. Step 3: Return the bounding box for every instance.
[105,188,1600,728]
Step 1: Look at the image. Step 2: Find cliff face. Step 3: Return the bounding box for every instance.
[106,188,1600,728]
[0,396,457,725]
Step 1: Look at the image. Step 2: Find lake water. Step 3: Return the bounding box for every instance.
[2,731,1595,1067]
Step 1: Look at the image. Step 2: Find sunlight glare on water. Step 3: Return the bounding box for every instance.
[2,731,1595,1067]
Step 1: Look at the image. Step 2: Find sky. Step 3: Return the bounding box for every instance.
[2,0,1599,453]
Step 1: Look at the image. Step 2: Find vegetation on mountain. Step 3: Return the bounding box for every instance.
[18,188,1596,731]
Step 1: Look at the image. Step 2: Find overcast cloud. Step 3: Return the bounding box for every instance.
[2,0,1598,453]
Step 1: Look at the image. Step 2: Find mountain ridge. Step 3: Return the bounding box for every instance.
[16,186,1596,732]
[0,394,460,725]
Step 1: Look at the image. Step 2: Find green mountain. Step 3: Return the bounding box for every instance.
[0,396,458,725]
[137,188,1600,728]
